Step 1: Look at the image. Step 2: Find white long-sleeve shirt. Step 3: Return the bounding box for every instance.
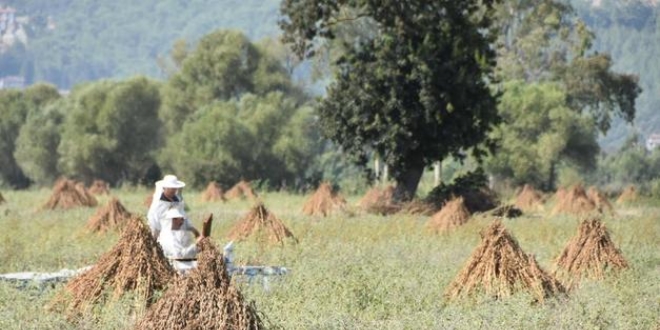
[147,195,192,234]
[157,220,198,259]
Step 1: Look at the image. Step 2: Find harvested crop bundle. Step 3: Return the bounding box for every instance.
[86,197,132,233]
[554,218,628,284]
[135,239,265,330]
[301,182,346,217]
[445,220,565,302]
[426,197,471,233]
[43,178,97,209]
[227,202,296,245]
[201,181,226,202]
[49,215,175,319]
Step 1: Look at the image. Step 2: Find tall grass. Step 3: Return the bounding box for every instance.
[0,188,658,329]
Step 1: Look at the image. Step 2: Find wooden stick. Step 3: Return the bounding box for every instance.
[202,213,213,237]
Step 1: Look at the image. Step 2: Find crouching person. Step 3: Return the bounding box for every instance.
[158,208,203,274]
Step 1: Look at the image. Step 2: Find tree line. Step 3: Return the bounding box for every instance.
[1,1,658,198]
[1,30,339,190]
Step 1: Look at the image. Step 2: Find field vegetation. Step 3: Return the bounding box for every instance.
[0,186,657,329]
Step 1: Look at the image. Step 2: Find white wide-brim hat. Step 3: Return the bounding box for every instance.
[164,207,185,219]
[158,174,186,188]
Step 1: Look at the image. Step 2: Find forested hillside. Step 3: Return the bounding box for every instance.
[1,0,281,88]
[571,0,660,149]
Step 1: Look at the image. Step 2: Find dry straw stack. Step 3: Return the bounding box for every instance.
[400,199,436,216]
[554,218,628,283]
[514,184,544,212]
[301,182,347,216]
[227,203,297,245]
[445,220,565,302]
[554,187,567,204]
[0,191,5,205]
[587,186,615,215]
[143,193,154,208]
[135,239,265,329]
[88,179,110,195]
[225,180,258,200]
[357,185,399,215]
[426,197,471,233]
[43,178,98,209]
[86,197,132,233]
[551,184,596,216]
[616,185,638,205]
[75,182,99,206]
[201,181,226,202]
[49,215,175,318]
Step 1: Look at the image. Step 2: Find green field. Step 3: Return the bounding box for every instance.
[0,188,658,329]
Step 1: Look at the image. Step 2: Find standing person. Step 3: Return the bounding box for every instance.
[158,208,203,273]
[147,174,201,240]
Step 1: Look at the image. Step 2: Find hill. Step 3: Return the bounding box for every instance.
[571,0,660,150]
[1,0,281,88]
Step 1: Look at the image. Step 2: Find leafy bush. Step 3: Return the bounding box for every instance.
[425,168,498,212]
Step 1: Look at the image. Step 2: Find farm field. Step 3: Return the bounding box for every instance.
[0,187,658,329]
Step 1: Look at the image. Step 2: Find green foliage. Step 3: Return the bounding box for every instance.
[0,83,59,188]
[280,0,502,199]
[14,99,65,185]
[157,29,319,189]
[594,136,660,195]
[487,1,646,189]
[494,0,641,134]
[571,0,660,149]
[487,81,598,190]
[308,143,371,194]
[57,77,162,184]
[160,29,298,135]
[0,90,30,188]
[161,92,321,189]
[425,168,497,212]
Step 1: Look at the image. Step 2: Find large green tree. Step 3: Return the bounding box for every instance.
[0,83,60,188]
[494,0,640,132]
[160,92,321,188]
[57,77,162,184]
[14,99,65,185]
[489,0,641,188]
[280,0,502,200]
[159,30,300,135]
[487,81,598,189]
[158,29,320,188]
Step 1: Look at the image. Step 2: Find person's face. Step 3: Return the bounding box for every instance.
[163,187,178,198]
[171,217,184,230]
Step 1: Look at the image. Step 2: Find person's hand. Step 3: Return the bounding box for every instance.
[196,236,205,244]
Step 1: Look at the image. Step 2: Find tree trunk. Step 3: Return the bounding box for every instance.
[433,161,442,186]
[392,163,425,202]
[546,161,557,191]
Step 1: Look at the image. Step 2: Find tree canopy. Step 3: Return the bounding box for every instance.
[158,29,320,189]
[159,30,300,135]
[280,0,502,200]
[0,83,60,188]
[57,77,162,184]
[488,0,641,189]
[487,81,598,190]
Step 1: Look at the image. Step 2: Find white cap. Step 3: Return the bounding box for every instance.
[158,174,186,188]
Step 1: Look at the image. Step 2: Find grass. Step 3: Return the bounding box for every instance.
[0,187,658,329]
